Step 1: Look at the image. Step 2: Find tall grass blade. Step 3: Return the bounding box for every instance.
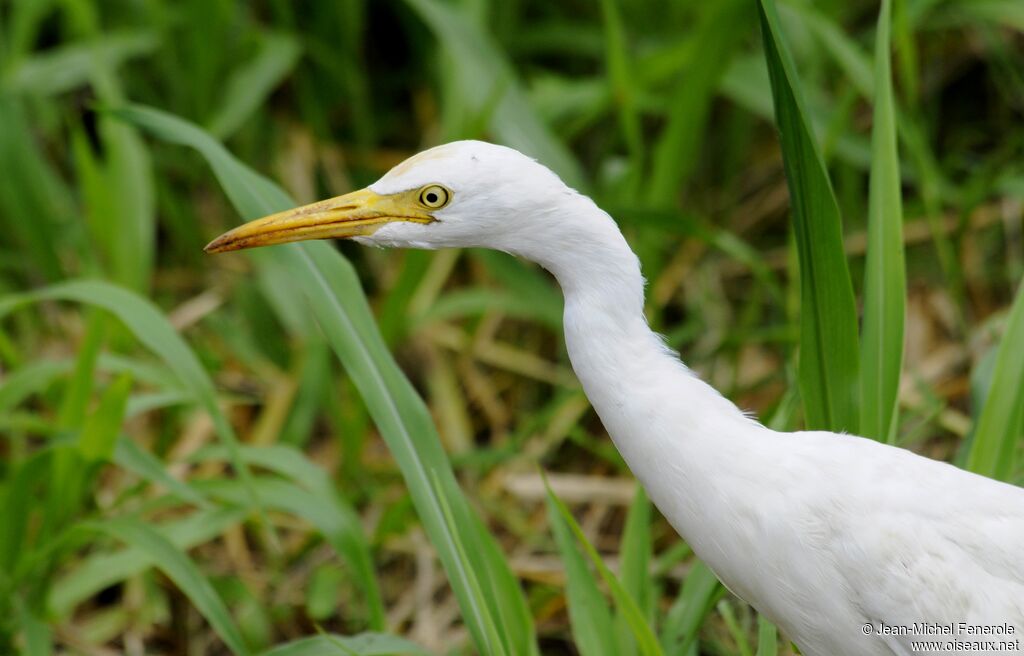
[544,477,664,656]
[260,633,431,656]
[619,487,652,619]
[208,32,301,140]
[758,0,860,433]
[74,118,157,291]
[617,486,652,655]
[756,616,778,656]
[51,507,246,616]
[15,602,51,656]
[966,276,1024,480]
[0,97,73,281]
[3,32,159,97]
[787,5,872,98]
[0,451,49,575]
[56,311,106,429]
[597,0,642,193]
[113,437,210,508]
[78,373,132,462]
[646,0,750,205]
[83,517,251,655]
[544,488,616,656]
[401,0,585,190]
[0,280,268,541]
[196,444,384,630]
[0,360,73,414]
[112,104,539,656]
[430,471,508,656]
[860,0,906,443]
[659,561,721,654]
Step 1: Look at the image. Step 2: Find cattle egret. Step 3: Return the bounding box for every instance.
[207,141,1024,656]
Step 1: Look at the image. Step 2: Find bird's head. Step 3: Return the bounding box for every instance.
[205,140,578,256]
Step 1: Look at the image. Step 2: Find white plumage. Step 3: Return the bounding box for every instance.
[208,141,1024,656]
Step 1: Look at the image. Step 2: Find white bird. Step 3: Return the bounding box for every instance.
[207,141,1024,656]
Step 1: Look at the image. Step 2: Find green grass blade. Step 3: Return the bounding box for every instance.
[544,488,616,656]
[597,0,643,193]
[756,616,778,656]
[544,476,664,656]
[659,561,721,654]
[619,487,652,619]
[717,600,753,656]
[303,244,520,654]
[207,32,301,140]
[949,0,1024,32]
[195,444,385,630]
[787,4,872,98]
[112,104,539,656]
[401,0,585,190]
[3,31,159,97]
[260,633,432,656]
[860,0,906,443]
[0,97,74,281]
[74,116,157,292]
[0,359,72,414]
[966,276,1024,480]
[56,310,105,429]
[82,517,251,655]
[15,601,51,656]
[430,471,508,656]
[758,0,860,433]
[0,450,50,574]
[113,437,210,508]
[646,0,751,205]
[78,373,132,462]
[50,507,246,616]
[0,280,269,543]
[617,486,652,655]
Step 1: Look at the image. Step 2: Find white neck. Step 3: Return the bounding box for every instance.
[512,196,763,556]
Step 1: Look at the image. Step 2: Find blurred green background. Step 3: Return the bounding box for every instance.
[1,0,1022,654]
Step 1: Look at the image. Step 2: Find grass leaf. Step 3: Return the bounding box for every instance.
[758,0,860,433]
[0,280,270,543]
[659,561,722,654]
[113,104,539,656]
[83,516,251,655]
[544,476,664,656]
[756,616,778,656]
[619,486,652,620]
[597,0,643,192]
[208,32,302,140]
[195,445,385,631]
[401,0,585,190]
[113,436,210,508]
[544,486,616,656]
[646,0,751,205]
[78,374,132,462]
[50,507,246,616]
[860,0,906,443]
[966,276,1024,479]
[260,633,432,656]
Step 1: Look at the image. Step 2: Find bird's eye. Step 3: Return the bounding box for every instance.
[419,185,451,209]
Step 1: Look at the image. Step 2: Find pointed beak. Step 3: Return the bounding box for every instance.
[204,188,434,254]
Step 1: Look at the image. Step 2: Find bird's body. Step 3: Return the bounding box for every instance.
[208,141,1024,655]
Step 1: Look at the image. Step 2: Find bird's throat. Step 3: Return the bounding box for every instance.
[543,201,758,551]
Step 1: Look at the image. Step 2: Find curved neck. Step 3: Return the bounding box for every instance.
[504,195,777,617]
[513,197,757,509]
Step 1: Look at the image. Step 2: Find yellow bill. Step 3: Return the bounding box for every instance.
[204,187,437,254]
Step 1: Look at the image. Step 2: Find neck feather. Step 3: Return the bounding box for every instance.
[511,196,775,604]
[518,196,752,453]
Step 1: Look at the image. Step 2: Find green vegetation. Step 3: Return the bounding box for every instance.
[1,0,1021,654]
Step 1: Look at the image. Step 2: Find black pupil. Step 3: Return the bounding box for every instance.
[426,192,438,204]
